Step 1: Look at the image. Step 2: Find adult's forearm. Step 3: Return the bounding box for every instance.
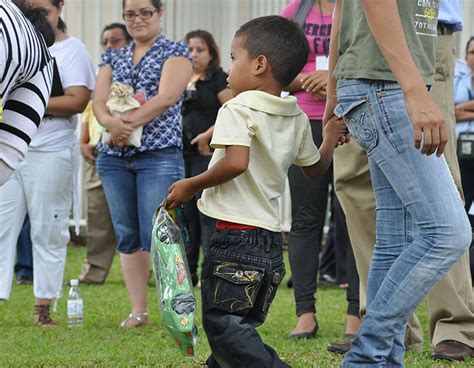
[362,0,425,94]
[126,94,178,128]
[327,0,342,99]
[456,100,474,112]
[455,109,474,122]
[46,93,90,116]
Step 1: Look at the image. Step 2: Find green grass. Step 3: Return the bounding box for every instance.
[0,245,471,367]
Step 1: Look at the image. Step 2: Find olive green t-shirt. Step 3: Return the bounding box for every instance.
[334,0,439,85]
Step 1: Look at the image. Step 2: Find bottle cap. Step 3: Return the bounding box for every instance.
[70,279,79,286]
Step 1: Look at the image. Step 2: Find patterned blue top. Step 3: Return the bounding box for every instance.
[97,35,190,157]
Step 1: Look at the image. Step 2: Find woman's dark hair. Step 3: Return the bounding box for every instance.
[12,1,55,46]
[185,30,221,72]
[235,16,309,87]
[101,23,132,44]
[49,0,67,32]
[465,36,474,57]
[293,0,315,27]
[122,0,162,11]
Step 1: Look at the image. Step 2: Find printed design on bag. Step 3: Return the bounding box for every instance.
[213,262,263,312]
[176,255,187,286]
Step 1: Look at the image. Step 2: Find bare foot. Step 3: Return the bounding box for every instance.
[290,312,317,335]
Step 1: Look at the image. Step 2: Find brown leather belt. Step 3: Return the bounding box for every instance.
[437,22,455,35]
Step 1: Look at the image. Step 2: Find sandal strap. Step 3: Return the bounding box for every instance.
[128,312,147,322]
[121,312,148,327]
[34,305,57,326]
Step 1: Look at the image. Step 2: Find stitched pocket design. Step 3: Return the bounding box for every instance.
[212,261,265,313]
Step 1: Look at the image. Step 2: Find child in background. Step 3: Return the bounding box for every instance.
[166,15,348,367]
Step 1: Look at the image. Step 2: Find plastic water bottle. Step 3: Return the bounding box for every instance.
[67,279,83,327]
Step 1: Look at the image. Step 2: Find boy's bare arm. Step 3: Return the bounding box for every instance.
[362,0,446,156]
[301,116,347,179]
[165,145,250,210]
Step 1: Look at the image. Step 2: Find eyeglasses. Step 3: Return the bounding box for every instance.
[101,37,126,47]
[122,8,158,21]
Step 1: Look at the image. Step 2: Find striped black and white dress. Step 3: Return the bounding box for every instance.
[0,0,53,174]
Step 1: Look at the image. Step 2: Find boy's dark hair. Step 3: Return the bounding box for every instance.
[184,29,221,72]
[235,15,309,87]
[101,23,132,44]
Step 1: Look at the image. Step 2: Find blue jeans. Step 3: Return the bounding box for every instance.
[15,215,33,278]
[335,80,471,367]
[96,148,184,253]
[201,229,289,368]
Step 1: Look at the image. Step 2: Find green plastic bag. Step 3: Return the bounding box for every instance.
[151,205,197,357]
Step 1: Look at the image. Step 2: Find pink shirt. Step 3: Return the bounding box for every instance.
[281,0,332,120]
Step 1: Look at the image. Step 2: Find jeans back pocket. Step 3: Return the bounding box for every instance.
[262,264,286,315]
[335,96,377,153]
[212,261,265,314]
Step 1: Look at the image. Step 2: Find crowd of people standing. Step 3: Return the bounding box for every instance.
[1,0,473,366]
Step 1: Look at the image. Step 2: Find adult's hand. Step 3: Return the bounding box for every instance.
[191,132,212,156]
[104,116,133,147]
[80,143,96,164]
[404,86,447,156]
[301,70,328,94]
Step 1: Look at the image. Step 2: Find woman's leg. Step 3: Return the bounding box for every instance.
[288,120,330,335]
[22,150,72,325]
[96,153,145,322]
[0,172,27,300]
[133,149,184,315]
[337,81,471,366]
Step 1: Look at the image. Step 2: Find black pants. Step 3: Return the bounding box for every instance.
[183,154,215,275]
[288,119,330,316]
[333,194,360,317]
[201,229,290,368]
[459,158,474,282]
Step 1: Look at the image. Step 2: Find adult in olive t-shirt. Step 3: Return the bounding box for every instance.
[334,0,438,84]
[323,1,472,366]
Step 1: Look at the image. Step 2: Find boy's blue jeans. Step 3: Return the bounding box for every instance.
[335,79,472,367]
[201,228,290,368]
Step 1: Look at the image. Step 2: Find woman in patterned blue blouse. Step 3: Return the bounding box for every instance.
[93,0,192,328]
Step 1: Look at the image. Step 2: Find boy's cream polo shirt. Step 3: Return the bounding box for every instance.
[198,90,321,232]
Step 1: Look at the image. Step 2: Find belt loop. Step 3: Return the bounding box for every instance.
[264,231,271,252]
[222,229,229,249]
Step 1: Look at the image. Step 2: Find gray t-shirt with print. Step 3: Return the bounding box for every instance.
[334,0,439,85]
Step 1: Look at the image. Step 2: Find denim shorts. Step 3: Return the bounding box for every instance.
[96,148,184,253]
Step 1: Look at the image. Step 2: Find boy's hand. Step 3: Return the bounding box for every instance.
[324,115,350,146]
[165,179,197,210]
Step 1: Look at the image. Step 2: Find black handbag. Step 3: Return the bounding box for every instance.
[457,88,474,160]
[457,131,474,160]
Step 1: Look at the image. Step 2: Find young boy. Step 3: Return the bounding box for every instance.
[166,15,348,367]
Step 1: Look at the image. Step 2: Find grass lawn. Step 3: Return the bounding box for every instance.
[0,244,472,367]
